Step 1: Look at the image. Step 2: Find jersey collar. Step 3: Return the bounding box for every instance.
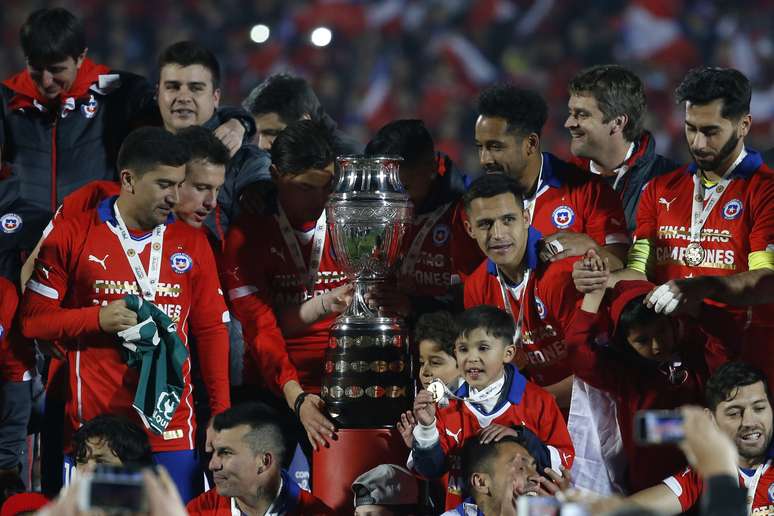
[687,148,763,180]
[98,196,175,226]
[486,226,543,278]
[539,153,564,189]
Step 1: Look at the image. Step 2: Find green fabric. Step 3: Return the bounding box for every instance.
[119,294,188,435]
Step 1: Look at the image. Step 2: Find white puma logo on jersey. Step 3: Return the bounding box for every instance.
[445,428,463,445]
[88,254,109,270]
[270,246,286,262]
[658,197,677,212]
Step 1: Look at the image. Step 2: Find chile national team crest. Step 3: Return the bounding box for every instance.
[170,252,193,273]
[81,95,99,118]
[551,205,575,229]
[0,213,22,234]
[432,224,450,246]
[535,294,547,320]
[768,481,774,502]
[721,199,743,220]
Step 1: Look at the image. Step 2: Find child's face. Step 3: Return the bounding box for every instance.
[626,317,675,361]
[418,339,459,389]
[455,328,515,390]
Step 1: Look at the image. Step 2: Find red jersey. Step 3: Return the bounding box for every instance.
[564,307,734,492]
[463,229,582,386]
[221,210,348,394]
[20,197,230,452]
[187,472,333,516]
[664,462,774,514]
[435,365,575,510]
[0,277,34,382]
[528,153,629,246]
[399,199,482,298]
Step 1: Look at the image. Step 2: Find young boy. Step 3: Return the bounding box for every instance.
[410,305,574,510]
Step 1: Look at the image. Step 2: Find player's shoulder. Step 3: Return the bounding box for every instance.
[61,181,120,217]
[645,164,690,191]
[546,153,596,189]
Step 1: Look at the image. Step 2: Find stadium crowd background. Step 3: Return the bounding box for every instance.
[2,0,773,172]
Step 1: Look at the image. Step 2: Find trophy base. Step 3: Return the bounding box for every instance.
[322,316,413,428]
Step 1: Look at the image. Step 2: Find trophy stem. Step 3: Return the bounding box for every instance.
[342,280,381,319]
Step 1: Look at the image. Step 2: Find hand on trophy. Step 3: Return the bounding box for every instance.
[364,284,412,318]
[413,389,437,426]
[321,283,355,315]
[298,393,338,451]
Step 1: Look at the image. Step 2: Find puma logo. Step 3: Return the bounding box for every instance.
[445,428,463,445]
[562,452,573,464]
[658,197,677,212]
[88,254,109,270]
[270,246,286,262]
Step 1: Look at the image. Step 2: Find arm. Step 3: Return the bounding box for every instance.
[276,284,353,338]
[627,484,683,515]
[20,231,45,290]
[410,389,447,477]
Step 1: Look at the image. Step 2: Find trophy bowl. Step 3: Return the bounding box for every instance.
[323,156,414,427]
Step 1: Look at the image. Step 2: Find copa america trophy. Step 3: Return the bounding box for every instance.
[322,156,414,428]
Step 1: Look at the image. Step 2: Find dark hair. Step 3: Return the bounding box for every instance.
[477,84,548,137]
[158,41,221,89]
[117,127,190,175]
[73,415,153,467]
[213,403,287,463]
[414,311,458,357]
[462,173,525,212]
[364,119,435,168]
[615,296,662,344]
[176,125,230,167]
[457,305,515,348]
[20,8,86,64]
[568,65,646,142]
[675,67,751,120]
[706,362,769,412]
[462,434,530,484]
[270,119,335,175]
[243,73,322,124]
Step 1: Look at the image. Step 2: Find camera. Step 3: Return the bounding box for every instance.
[517,496,590,515]
[634,409,685,445]
[78,465,147,514]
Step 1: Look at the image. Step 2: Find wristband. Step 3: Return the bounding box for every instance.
[294,392,310,416]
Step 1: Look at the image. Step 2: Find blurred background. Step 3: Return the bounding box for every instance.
[2,0,773,172]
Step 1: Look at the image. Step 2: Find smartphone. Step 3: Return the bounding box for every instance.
[517,495,561,516]
[634,409,685,445]
[78,465,147,514]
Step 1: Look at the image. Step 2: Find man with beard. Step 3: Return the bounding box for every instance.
[627,362,774,514]
[623,67,774,374]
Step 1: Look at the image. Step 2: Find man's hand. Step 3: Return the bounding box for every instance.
[205,419,216,454]
[479,424,519,444]
[413,389,436,426]
[144,466,188,516]
[572,249,610,293]
[645,277,710,315]
[534,466,572,496]
[297,393,337,451]
[213,119,245,157]
[397,410,417,448]
[541,231,598,262]
[321,283,354,315]
[678,405,737,478]
[98,299,138,333]
[364,285,411,318]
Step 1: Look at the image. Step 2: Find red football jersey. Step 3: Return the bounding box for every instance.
[664,462,774,513]
[435,365,575,510]
[529,153,629,246]
[221,211,348,394]
[399,199,482,297]
[20,197,230,452]
[463,230,582,386]
[0,277,34,382]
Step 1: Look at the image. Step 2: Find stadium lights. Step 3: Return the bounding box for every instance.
[250,24,270,44]
[310,27,332,47]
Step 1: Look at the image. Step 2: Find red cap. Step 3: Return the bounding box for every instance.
[1,493,49,516]
[608,280,656,336]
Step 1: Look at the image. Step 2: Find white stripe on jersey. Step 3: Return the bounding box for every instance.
[27,279,59,300]
[228,285,258,301]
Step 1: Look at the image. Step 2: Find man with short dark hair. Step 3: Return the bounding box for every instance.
[475,85,629,267]
[19,127,231,502]
[243,73,360,154]
[566,65,678,233]
[72,415,154,470]
[628,362,774,514]
[187,403,333,515]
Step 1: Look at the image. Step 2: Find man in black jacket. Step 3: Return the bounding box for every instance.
[565,65,678,234]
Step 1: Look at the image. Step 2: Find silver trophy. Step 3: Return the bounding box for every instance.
[322,156,414,427]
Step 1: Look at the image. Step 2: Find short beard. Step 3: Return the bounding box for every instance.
[691,132,740,173]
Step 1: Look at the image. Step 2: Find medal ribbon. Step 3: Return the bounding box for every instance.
[276,205,327,298]
[744,462,769,515]
[400,202,451,276]
[523,154,548,223]
[106,203,165,301]
[497,268,531,347]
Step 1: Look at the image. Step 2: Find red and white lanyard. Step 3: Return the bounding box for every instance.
[497,267,531,346]
[400,202,451,277]
[742,461,768,515]
[106,203,165,301]
[276,205,326,298]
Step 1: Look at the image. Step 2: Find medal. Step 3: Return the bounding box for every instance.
[428,380,445,402]
[684,242,706,266]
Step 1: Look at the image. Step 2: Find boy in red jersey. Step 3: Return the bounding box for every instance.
[222,120,350,453]
[19,127,230,502]
[462,174,582,407]
[411,305,573,510]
